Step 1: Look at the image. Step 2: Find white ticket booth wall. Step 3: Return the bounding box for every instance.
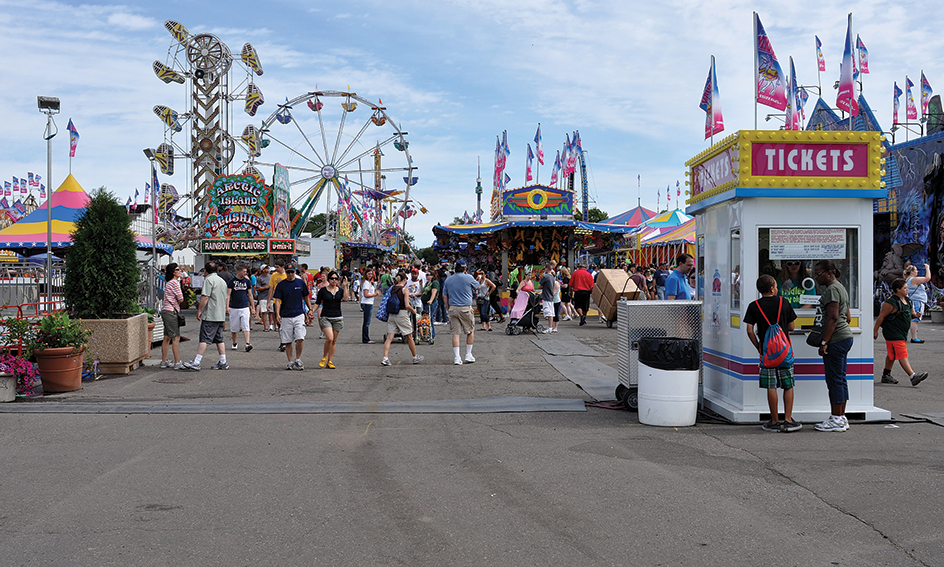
[686,130,891,423]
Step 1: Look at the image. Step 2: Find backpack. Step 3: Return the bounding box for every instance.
[758,297,794,369]
[375,288,392,322]
[387,287,401,314]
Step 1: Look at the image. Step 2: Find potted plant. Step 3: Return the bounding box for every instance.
[2,313,90,393]
[0,352,38,401]
[63,187,148,374]
[930,305,944,324]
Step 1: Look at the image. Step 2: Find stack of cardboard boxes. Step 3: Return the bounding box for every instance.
[590,269,640,321]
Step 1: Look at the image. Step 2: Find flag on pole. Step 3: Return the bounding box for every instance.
[856,35,869,74]
[798,87,810,121]
[785,57,801,130]
[11,177,17,196]
[637,174,641,187]
[144,183,150,204]
[906,76,918,120]
[550,151,561,185]
[493,136,502,187]
[815,36,826,72]
[3,182,10,197]
[39,184,45,200]
[836,14,858,116]
[0,198,7,210]
[67,119,80,158]
[666,185,671,205]
[32,173,41,188]
[526,144,534,182]
[534,124,544,165]
[921,71,933,115]
[699,55,724,139]
[28,173,34,188]
[755,13,787,111]
[677,180,681,198]
[894,82,903,124]
[503,172,511,190]
[151,164,160,222]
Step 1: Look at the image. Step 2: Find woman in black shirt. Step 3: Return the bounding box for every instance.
[316,271,344,369]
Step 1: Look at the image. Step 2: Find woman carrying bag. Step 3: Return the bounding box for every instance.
[160,263,185,370]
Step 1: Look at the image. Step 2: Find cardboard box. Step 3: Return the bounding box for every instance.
[595,269,641,300]
[596,293,617,321]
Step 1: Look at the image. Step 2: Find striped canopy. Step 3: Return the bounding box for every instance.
[0,174,172,255]
[600,205,657,227]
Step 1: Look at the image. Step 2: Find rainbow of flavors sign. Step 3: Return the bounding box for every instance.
[205,173,273,239]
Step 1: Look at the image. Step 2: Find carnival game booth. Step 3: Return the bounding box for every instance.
[434,184,637,279]
[686,130,890,423]
[619,210,694,266]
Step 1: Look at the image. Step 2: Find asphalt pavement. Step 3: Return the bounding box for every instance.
[1,308,942,566]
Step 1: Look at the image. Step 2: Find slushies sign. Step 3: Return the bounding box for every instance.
[686,130,883,204]
[205,172,273,239]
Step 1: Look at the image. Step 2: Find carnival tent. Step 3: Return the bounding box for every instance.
[640,209,692,229]
[0,174,172,255]
[600,204,657,227]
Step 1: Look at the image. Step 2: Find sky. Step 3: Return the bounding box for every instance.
[2,0,944,248]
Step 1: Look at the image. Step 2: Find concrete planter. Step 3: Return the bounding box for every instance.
[931,310,944,324]
[0,372,15,402]
[84,313,149,374]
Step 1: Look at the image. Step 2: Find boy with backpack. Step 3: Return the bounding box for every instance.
[744,274,801,433]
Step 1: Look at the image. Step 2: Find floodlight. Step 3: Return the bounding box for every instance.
[37,96,60,113]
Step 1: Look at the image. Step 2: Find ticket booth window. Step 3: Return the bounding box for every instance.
[730,230,740,310]
[758,227,859,310]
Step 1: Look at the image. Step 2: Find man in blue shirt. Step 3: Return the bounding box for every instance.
[273,263,314,370]
[665,253,695,300]
[441,259,479,365]
[227,262,257,352]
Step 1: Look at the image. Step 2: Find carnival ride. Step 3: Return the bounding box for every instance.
[150,20,266,248]
[243,90,421,246]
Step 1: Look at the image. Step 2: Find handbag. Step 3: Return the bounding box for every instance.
[805,321,823,347]
[177,311,186,327]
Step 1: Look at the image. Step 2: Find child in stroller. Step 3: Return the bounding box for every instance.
[505,290,545,335]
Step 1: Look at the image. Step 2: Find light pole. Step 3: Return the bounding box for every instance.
[143,148,158,309]
[38,96,60,312]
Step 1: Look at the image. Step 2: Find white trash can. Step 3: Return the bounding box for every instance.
[637,337,700,427]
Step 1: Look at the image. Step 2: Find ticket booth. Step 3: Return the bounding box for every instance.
[685,130,891,422]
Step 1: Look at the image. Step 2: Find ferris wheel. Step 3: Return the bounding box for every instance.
[238,90,418,242]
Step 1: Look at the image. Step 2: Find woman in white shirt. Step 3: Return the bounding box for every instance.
[360,269,379,344]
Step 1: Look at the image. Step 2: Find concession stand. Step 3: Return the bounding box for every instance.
[685,130,891,422]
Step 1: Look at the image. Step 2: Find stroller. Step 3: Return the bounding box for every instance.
[505,291,545,335]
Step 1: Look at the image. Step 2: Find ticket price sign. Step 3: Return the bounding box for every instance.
[685,130,890,423]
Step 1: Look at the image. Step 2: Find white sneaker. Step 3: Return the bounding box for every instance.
[381,358,391,366]
[464,354,476,364]
[814,416,849,432]
[454,357,463,365]
[412,355,424,364]
[231,344,238,350]
[173,362,185,370]
[159,360,173,369]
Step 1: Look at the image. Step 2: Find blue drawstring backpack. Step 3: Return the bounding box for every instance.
[759,297,794,369]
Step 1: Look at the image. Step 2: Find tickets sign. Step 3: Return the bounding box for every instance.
[751,143,868,177]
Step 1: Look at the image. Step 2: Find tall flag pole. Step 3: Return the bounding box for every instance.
[66,119,79,173]
[906,76,917,141]
[893,82,903,125]
[836,13,858,126]
[815,35,826,95]
[754,12,787,129]
[785,57,800,130]
[921,71,933,118]
[856,36,869,75]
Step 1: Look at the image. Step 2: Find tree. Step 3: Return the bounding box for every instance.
[574,207,609,223]
[417,247,439,265]
[452,216,468,225]
[303,212,338,236]
[64,187,140,319]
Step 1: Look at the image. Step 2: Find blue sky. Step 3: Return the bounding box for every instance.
[2,0,943,247]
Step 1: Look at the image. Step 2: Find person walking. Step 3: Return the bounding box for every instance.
[873,277,929,386]
[421,267,441,340]
[903,263,931,343]
[475,269,496,332]
[539,264,559,333]
[812,260,854,432]
[745,275,801,432]
[559,266,575,320]
[570,262,594,326]
[182,261,229,371]
[665,254,695,300]
[654,262,670,300]
[159,262,184,369]
[314,270,344,369]
[273,262,314,370]
[381,271,424,366]
[267,260,288,332]
[254,264,272,331]
[442,260,480,364]
[360,269,379,344]
[227,262,256,352]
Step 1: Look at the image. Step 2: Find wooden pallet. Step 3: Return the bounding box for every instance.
[98,355,146,375]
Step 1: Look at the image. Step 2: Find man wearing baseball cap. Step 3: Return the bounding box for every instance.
[273,262,314,370]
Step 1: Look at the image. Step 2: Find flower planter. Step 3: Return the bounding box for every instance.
[35,347,84,393]
[84,313,148,374]
[931,310,944,324]
[0,371,15,402]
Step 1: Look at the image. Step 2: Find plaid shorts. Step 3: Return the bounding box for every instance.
[759,366,795,390]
